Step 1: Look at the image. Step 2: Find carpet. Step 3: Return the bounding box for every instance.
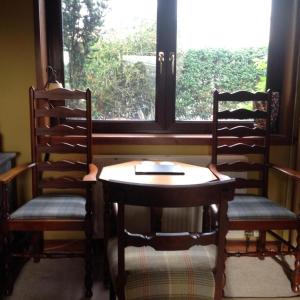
[224,256,300,298]
[4,256,300,299]
[4,258,108,300]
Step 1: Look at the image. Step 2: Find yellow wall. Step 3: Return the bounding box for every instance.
[0,0,36,163]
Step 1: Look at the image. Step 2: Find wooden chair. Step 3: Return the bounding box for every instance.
[210,90,300,292]
[102,178,235,300]
[0,87,97,297]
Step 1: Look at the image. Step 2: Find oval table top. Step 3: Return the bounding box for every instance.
[99,160,217,186]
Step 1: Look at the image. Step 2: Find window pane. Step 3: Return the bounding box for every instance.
[175,0,271,121]
[62,0,157,120]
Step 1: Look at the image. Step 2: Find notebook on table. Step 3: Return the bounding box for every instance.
[135,162,185,175]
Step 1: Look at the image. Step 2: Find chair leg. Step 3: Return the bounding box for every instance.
[103,247,110,288]
[32,231,43,263]
[85,226,93,298]
[109,282,116,300]
[244,231,252,254]
[257,230,266,259]
[292,228,300,292]
[3,233,13,295]
[202,206,212,232]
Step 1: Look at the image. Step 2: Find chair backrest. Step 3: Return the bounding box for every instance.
[103,178,235,298]
[212,90,272,196]
[29,87,92,197]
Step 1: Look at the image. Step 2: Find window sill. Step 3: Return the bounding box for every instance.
[93,133,292,145]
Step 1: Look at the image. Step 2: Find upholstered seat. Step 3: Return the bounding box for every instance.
[1,87,97,297]
[108,239,217,300]
[11,195,86,219]
[210,90,300,292]
[102,178,235,300]
[228,195,296,220]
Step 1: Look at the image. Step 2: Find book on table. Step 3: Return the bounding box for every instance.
[135,162,185,175]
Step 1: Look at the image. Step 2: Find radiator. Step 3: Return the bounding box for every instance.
[93,155,247,238]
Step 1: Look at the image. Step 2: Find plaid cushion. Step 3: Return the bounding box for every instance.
[11,194,86,219]
[228,195,296,220]
[108,239,217,300]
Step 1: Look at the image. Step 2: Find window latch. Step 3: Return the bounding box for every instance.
[169,52,175,75]
[158,51,165,74]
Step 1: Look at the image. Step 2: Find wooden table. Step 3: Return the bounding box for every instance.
[99,160,217,186]
[99,160,220,233]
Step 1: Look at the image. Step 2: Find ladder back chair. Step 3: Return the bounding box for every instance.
[102,178,235,300]
[0,87,97,297]
[210,90,300,292]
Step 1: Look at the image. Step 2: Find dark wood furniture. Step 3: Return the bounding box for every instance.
[0,87,97,297]
[0,153,17,213]
[0,152,17,297]
[100,161,235,300]
[210,90,300,292]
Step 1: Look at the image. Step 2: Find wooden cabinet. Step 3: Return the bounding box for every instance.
[0,152,17,212]
[0,152,17,297]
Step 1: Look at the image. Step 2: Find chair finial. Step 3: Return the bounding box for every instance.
[45,66,63,90]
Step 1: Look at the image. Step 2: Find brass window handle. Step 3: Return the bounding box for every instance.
[158,51,165,74]
[169,52,175,75]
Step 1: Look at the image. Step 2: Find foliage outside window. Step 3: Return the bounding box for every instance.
[175,48,267,120]
[60,0,271,130]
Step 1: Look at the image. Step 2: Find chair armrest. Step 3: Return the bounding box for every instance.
[83,163,98,182]
[270,164,300,181]
[0,163,35,185]
[208,163,231,181]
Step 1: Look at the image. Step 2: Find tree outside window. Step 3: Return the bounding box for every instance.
[62,0,269,123]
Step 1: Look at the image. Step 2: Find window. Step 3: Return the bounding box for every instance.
[44,0,296,135]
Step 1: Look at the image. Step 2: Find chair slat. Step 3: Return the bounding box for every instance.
[37,160,87,171]
[35,88,86,100]
[218,109,267,119]
[36,124,87,136]
[38,177,87,188]
[217,126,266,137]
[40,136,87,145]
[37,143,87,153]
[217,161,265,172]
[125,231,217,250]
[215,90,269,102]
[235,178,264,189]
[217,143,265,154]
[35,106,87,118]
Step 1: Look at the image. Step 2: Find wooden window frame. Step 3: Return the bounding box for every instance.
[34,0,300,141]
